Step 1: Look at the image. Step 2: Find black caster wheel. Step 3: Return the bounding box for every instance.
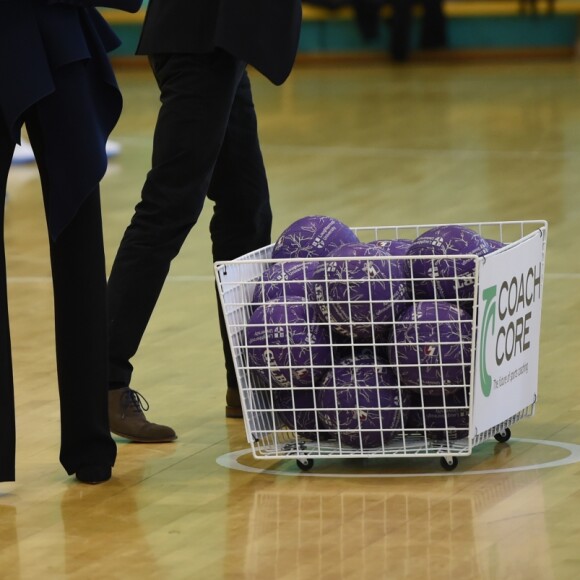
[440,456,458,471]
[297,459,314,472]
[494,428,511,443]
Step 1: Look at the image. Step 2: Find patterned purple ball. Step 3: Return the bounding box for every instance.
[406,390,470,441]
[317,351,405,448]
[331,339,390,366]
[370,238,413,255]
[274,388,320,440]
[369,239,412,278]
[312,243,409,341]
[484,238,506,253]
[272,215,359,260]
[407,225,490,301]
[246,297,332,389]
[252,261,318,304]
[388,301,473,394]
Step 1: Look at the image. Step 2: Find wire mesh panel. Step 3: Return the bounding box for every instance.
[215,220,547,469]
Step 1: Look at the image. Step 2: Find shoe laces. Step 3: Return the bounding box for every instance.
[120,389,150,418]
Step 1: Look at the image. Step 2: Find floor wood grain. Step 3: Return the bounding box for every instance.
[2,60,579,579]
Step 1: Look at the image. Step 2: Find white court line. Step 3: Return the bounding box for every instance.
[262,144,580,161]
[546,273,580,280]
[6,274,215,284]
[6,272,579,283]
[215,438,580,478]
[119,137,580,161]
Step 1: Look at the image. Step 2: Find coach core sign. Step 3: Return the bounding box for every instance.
[472,228,546,436]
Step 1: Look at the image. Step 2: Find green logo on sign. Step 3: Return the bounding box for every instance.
[480,285,497,397]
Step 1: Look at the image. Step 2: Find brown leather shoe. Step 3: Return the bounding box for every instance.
[225,388,243,419]
[108,388,177,442]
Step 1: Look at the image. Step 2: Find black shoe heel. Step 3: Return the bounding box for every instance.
[75,465,112,484]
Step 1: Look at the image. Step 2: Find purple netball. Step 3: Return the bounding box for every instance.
[407,225,490,301]
[274,388,320,441]
[317,351,405,448]
[272,215,359,260]
[369,239,412,278]
[424,389,470,441]
[388,301,473,394]
[406,390,470,441]
[370,238,413,256]
[312,242,409,341]
[246,297,332,389]
[484,238,506,253]
[252,261,318,304]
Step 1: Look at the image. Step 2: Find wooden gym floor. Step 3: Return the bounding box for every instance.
[2,59,580,579]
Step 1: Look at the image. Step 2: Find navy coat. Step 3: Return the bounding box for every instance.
[0,0,142,483]
[136,0,303,86]
[0,0,142,238]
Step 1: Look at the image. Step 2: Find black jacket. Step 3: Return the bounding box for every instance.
[0,0,142,237]
[136,0,303,85]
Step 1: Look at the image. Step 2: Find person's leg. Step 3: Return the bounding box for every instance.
[0,121,16,482]
[107,50,247,439]
[26,107,117,483]
[207,70,272,417]
[390,0,413,62]
[420,0,447,50]
[49,189,118,478]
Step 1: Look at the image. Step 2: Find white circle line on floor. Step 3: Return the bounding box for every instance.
[6,272,579,283]
[215,438,580,478]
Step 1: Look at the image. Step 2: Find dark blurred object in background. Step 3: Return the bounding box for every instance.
[303,0,447,61]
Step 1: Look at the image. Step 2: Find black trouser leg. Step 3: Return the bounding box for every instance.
[48,190,117,474]
[420,0,447,49]
[0,123,16,482]
[108,50,251,389]
[208,70,272,390]
[391,0,413,62]
[26,109,116,475]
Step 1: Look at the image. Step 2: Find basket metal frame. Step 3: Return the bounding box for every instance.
[215,220,547,464]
